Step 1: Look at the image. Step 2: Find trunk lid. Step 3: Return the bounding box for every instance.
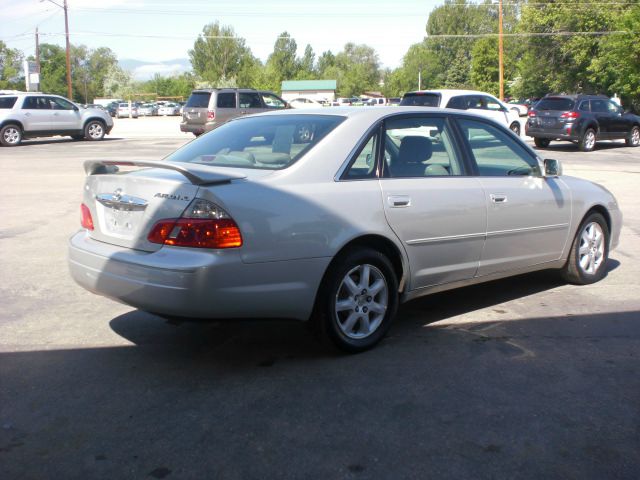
[82,160,246,252]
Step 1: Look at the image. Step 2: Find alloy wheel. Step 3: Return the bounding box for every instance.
[3,127,21,145]
[578,221,605,275]
[334,264,388,339]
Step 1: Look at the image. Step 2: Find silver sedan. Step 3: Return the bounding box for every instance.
[69,107,622,352]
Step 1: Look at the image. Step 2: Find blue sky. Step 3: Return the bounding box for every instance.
[2,0,439,72]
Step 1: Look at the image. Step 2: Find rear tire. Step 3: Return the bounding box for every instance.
[0,124,22,146]
[84,120,105,141]
[534,137,550,148]
[579,128,596,152]
[626,125,640,147]
[314,248,398,353]
[561,212,609,285]
[509,122,521,136]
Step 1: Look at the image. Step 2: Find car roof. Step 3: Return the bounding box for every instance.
[248,105,499,123]
[404,89,494,97]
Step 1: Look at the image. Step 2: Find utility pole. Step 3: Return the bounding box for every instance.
[42,0,72,99]
[35,27,40,73]
[63,0,72,100]
[498,0,504,100]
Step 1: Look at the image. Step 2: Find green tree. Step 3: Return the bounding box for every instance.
[39,43,67,96]
[383,41,438,97]
[317,51,335,77]
[103,65,134,99]
[189,22,256,86]
[333,43,381,96]
[0,41,24,90]
[264,32,299,91]
[587,3,640,110]
[297,44,316,79]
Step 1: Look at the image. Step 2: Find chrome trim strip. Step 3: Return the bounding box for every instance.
[486,223,569,238]
[406,232,486,245]
[406,223,569,246]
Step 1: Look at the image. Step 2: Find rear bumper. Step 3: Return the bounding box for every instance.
[179,121,220,134]
[526,123,580,141]
[68,231,329,321]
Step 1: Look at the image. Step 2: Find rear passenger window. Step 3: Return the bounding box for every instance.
[446,96,466,110]
[23,96,51,109]
[239,92,262,108]
[0,97,17,109]
[384,116,462,178]
[217,92,236,108]
[579,101,590,111]
[458,119,540,177]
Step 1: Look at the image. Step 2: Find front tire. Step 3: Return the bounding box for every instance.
[0,124,23,146]
[509,122,521,136]
[84,120,105,141]
[626,125,640,147]
[579,128,596,152]
[561,212,609,285]
[315,248,398,353]
[534,137,550,148]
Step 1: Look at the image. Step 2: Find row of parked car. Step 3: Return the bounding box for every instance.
[100,101,185,119]
[1,88,638,152]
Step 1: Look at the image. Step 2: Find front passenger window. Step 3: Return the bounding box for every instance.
[458,119,540,177]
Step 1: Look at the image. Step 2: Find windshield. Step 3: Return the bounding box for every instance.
[400,93,441,107]
[165,114,345,170]
[536,98,575,111]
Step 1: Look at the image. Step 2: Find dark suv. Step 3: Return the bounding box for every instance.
[526,94,640,151]
[180,88,288,136]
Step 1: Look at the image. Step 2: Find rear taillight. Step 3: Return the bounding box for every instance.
[81,203,94,230]
[207,110,215,120]
[147,199,242,249]
[560,111,580,120]
[528,110,537,117]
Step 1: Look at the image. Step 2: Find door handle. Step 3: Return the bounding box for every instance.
[490,193,508,203]
[387,195,411,208]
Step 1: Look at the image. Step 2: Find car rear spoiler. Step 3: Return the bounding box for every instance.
[84,160,247,186]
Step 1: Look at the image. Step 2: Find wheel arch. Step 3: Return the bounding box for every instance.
[312,234,407,314]
[82,116,106,129]
[583,204,612,236]
[1,119,24,131]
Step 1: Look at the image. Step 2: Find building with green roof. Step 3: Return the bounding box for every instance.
[280,80,337,102]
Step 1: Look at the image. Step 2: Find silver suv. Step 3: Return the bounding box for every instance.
[180,88,288,136]
[0,93,114,146]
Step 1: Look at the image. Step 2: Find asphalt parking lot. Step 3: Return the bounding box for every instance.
[1,116,639,479]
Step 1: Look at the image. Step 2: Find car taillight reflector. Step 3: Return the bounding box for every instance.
[81,203,94,230]
[207,110,215,120]
[528,111,537,117]
[148,218,242,249]
[560,111,580,119]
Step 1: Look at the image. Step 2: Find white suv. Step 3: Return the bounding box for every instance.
[0,93,114,146]
[400,89,522,136]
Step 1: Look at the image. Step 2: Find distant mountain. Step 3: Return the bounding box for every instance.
[119,58,192,81]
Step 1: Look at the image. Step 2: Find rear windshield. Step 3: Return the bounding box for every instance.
[400,93,441,107]
[165,114,345,170]
[0,96,17,109]
[536,98,575,111]
[186,92,212,108]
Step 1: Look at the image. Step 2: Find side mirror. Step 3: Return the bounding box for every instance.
[543,158,562,177]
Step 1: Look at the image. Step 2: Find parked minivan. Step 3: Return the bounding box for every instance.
[180,88,288,136]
